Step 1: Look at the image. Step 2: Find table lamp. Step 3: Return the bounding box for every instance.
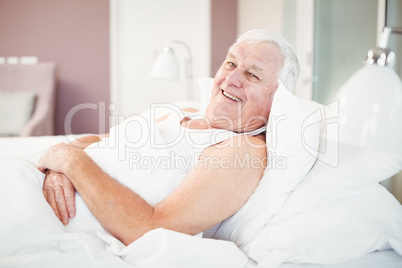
[335,27,402,153]
[150,40,194,100]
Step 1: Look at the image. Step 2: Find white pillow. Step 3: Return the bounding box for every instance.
[0,91,36,136]
[248,184,402,265]
[270,142,402,217]
[197,77,214,113]
[246,99,402,265]
[199,79,321,253]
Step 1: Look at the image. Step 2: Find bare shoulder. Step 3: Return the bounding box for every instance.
[200,133,267,173]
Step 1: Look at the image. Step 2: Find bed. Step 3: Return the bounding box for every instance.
[0,78,401,268]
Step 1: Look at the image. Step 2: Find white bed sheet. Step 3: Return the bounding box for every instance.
[278,250,402,268]
[0,135,248,268]
[1,135,401,268]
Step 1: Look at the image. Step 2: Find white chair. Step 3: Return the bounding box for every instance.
[0,62,56,136]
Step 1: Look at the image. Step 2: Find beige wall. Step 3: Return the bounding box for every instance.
[237,0,283,35]
[0,0,110,135]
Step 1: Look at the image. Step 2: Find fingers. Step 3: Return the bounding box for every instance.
[43,185,62,222]
[37,159,48,174]
[37,147,54,173]
[63,179,76,219]
[43,171,76,225]
[55,185,70,225]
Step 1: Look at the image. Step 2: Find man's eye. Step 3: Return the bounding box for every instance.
[246,72,259,81]
[225,62,236,69]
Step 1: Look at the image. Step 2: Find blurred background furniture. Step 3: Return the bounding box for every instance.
[0,62,56,136]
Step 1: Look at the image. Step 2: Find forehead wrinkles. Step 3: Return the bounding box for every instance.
[229,42,281,72]
[248,42,283,68]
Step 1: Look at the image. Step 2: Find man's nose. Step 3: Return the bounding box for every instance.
[226,68,243,88]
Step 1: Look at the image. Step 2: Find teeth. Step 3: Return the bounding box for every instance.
[222,90,242,102]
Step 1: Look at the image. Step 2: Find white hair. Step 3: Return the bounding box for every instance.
[230,29,300,91]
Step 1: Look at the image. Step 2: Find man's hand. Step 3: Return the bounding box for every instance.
[37,142,81,174]
[38,142,89,225]
[43,170,76,225]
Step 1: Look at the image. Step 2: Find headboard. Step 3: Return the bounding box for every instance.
[0,62,56,136]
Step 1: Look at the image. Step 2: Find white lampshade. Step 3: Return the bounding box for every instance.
[150,47,179,80]
[335,64,402,153]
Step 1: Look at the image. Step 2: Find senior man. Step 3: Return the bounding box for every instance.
[38,29,299,246]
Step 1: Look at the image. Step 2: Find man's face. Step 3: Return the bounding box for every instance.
[205,41,284,133]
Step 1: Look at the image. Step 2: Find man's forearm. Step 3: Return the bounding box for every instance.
[63,149,155,245]
[38,142,154,244]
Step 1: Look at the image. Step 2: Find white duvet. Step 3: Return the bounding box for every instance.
[0,135,249,268]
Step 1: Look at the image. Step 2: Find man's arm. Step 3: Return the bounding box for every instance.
[38,135,266,245]
[42,134,109,225]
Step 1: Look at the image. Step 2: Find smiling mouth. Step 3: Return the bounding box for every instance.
[221,90,242,102]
